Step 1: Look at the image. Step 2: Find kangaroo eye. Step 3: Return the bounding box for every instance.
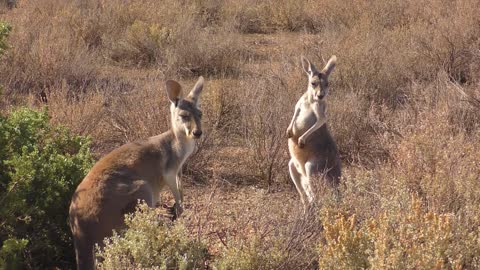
[180,114,189,120]
[311,82,318,87]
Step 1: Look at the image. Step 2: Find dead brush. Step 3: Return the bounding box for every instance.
[237,62,297,187]
[305,0,480,105]
[45,83,107,137]
[94,0,249,76]
[221,0,319,33]
[0,0,100,95]
[184,185,321,270]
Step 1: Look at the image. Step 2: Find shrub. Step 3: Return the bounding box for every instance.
[0,21,11,57]
[207,190,319,270]
[318,198,480,270]
[96,203,209,270]
[213,237,284,270]
[0,2,100,95]
[318,214,371,270]
[0,20,11,107]
[222,0,317,33]
[0,238,28,270]
[0,108,94,269]
[94,0,248,75]
[107,19,172,67]
[238,69,292,186]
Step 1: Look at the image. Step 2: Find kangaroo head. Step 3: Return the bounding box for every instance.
[301,55,337,101]
[165,76,204,139]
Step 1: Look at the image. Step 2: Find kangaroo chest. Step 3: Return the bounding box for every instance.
[156,139,195,198]
[292,100,318,137]
[177,139,196,170]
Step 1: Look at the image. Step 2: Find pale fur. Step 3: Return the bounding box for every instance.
[69,76,205,270]
[287,56,341,211]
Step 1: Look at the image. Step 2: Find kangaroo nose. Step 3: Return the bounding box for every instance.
[318,94,325,99]
[192,130,202,138]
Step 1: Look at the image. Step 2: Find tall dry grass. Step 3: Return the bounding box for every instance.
[1,0,480,268]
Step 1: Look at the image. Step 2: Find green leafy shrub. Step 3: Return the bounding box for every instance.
[97,203,209,270]
[0,108,94,269]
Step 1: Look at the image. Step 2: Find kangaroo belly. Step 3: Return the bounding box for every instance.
[288,125,340,174]
[288,139,315,165]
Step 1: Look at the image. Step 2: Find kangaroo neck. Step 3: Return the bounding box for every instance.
[170,128,196,158]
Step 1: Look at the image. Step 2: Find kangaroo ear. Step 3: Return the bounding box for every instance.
[322,55,337,77]
[301,55,317,75]
[187,76,204,104]
[165,80,182,106]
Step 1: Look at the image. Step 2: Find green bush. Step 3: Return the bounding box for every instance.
[97,203,209,270]
[0,108,94,269]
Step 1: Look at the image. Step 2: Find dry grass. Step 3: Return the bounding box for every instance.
[1,0,480,268]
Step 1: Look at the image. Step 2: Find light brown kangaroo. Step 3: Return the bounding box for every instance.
[69,76,205,270]
[286,56,341,211]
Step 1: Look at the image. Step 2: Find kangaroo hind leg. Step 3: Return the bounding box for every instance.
[289,159,309,212]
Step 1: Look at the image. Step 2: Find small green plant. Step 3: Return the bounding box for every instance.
[0,108,94,269]
[0,21,11,57]
[97,203,209,270]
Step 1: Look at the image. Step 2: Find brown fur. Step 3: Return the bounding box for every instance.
[288,124,341,184]
[69,77,205,270]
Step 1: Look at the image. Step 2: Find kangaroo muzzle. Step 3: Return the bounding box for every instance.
[192,129,202,138]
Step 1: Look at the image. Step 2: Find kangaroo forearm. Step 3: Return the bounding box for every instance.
[301,119,325,141]
[288,119,295,130]
[288,108,301,129]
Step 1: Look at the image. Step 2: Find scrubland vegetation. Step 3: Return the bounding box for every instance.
[1,0,480,269]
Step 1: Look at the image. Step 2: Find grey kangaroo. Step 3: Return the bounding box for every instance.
[69,77,205,270]
[286,56,341,210]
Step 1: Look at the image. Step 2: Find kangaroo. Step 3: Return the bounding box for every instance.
[69,76,205,270]
[286,56,341,210]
